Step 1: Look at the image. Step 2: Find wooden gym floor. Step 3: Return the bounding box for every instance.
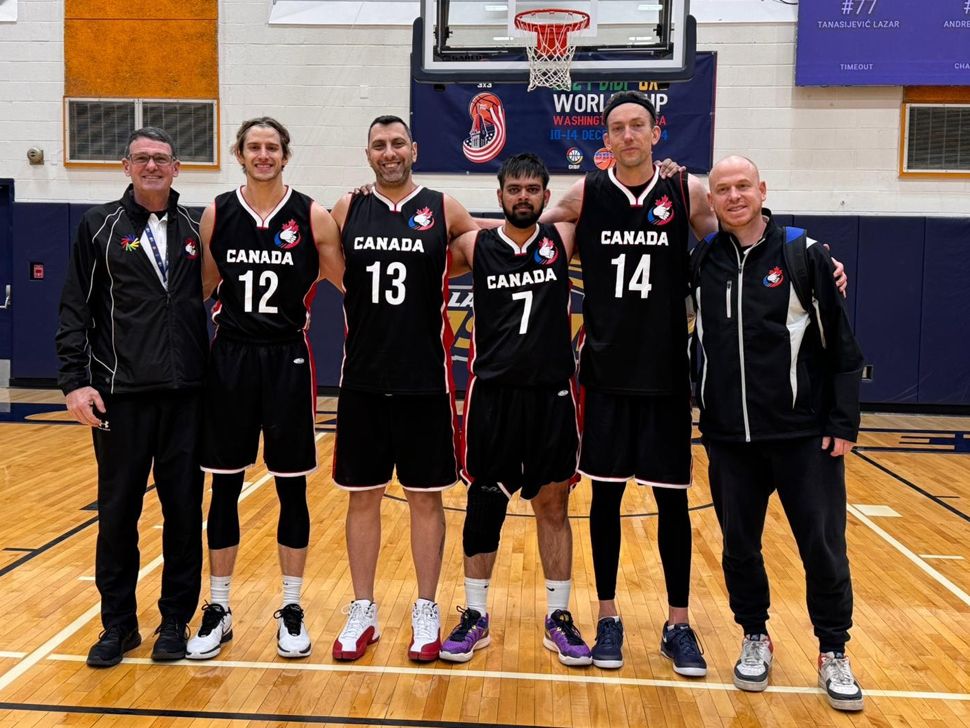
[0,387,967,727]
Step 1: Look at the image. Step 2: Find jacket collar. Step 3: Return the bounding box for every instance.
[717,207,778,249]
[120,184,181,230]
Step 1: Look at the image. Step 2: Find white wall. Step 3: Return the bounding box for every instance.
[2,0,967,214]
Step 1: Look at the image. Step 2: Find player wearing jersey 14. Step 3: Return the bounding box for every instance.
[186,117,343,661]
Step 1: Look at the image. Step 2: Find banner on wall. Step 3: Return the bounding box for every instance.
[411,52,716,175]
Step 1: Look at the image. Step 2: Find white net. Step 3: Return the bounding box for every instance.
[524,43,578,92]
[516,10,589,92]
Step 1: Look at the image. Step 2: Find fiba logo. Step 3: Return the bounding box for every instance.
[462,92,508,164]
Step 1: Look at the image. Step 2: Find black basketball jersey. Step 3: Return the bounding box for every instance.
[340,187,452,394]
[575,166,691,394]
[209,187,320,343]
[469,224,575,385]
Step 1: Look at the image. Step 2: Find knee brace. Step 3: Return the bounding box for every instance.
[462,481,509,557]
[275,475,310,549]
[207,472,245,550]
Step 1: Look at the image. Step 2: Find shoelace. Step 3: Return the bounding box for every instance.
[550,610,585,646]
[154,619,187,639]
[198,602,227,636]
[740,637,771,667]
[413,603,439,640]
[666,626,704,658]
[823,654,856,686]
[274,604,304,636]
[596,620,622,649]
[450,607,482,640]
[339,601,372,638]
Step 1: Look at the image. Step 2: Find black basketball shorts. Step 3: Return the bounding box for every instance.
[460,378,579,500]
[578,388,692,488]
[200,336,318,476]
[332,388,459,491]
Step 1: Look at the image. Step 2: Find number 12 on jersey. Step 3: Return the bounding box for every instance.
[611,253,652,298]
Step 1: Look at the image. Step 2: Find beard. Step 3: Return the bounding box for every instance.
[502,200,544,229]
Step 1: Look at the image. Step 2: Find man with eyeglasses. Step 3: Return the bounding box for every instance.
[57,126,208,667]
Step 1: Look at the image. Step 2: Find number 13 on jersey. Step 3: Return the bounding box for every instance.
[611,253,652,298]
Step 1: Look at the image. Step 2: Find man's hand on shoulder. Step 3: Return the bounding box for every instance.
[656,158,686,179]
[825,244,848,297]
[66,386,106,428]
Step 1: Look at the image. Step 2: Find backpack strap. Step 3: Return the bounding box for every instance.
[689,231,718,289]
[782,226,814,315]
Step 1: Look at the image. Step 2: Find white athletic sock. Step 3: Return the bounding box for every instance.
[464,577,490,616]
[415,597,436,610]
[282,575,303,608]
[545,579,572,615]
[210,575,231,609]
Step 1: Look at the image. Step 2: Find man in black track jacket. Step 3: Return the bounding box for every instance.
[56,127,208,667]
[691,156,866,712]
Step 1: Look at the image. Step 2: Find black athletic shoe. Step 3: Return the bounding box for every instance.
[151,617,189,661]
[591,617,624,669]
[86,625,142,668]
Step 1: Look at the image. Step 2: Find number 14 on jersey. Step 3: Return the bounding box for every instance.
[611,253,652,298]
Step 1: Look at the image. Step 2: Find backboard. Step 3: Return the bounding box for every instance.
[412,0,696,83]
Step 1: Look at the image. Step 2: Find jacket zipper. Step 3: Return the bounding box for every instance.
[725,280,732,319]
[733,246,751,442]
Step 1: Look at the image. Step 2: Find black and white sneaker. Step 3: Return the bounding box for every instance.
[818,652,864,711]
[275,603,312,658]
[186,603,233,660]
[734,634,773,692]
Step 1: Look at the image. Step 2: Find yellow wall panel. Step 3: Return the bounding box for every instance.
[65,19,218,99]
[65,0,216,20]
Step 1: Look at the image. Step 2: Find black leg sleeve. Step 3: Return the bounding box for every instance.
[589,479,626,601]
[207,471,245,550]
[275,475,310,549]
[652,486,692,609]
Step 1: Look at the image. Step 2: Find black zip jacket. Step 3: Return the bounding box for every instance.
[56,185,208,395]
[691,212,864,443]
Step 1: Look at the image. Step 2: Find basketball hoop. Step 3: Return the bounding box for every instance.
[514,8,591,92]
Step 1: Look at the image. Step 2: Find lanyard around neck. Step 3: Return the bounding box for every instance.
[143,217,167,285]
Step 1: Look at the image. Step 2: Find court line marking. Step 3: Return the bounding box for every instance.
[43,654,970,702]
[0,432,330,694]
[847,504,970,607]
[0,652,26,659]
[919,554,964,560]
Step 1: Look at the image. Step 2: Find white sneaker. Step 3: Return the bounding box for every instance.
[186,603,232,660]
[275,603,311,658]
[734,634,773,692]
[332,600,380,661]
[818,652,864,711]
[409,601,441,662]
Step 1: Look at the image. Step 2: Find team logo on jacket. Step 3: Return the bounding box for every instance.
[274,219,302,249]
[184,238,199,260]
[647,195,674,225]
[763,266,784,288]
[409,206,435,231]
[462,92,507,164]
[120,234,140,252]
[534,237,559,265]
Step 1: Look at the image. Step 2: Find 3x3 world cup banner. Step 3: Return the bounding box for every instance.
[411,52,716,175]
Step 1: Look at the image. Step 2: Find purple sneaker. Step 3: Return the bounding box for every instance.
[543,609,592,666]
[439,607,490,663]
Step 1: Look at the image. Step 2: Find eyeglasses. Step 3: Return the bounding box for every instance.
[128,153,175,167]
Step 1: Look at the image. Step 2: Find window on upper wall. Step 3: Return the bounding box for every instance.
[900,87,970,178]
[65,98,218,167]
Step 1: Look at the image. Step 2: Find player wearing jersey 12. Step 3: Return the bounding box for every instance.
[186,117,343,661]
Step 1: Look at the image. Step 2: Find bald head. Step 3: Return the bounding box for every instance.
[709,155,761,188]
[707,155,768,240]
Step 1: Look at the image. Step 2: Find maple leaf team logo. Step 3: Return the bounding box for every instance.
[409,206,435,231]
[763,266,784,288]
[120,234,140,252]
[647,195,674,225]
[184,238,199,260]
[274,219,301,249]
[534,237,559,266]
[462,92,507,164]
